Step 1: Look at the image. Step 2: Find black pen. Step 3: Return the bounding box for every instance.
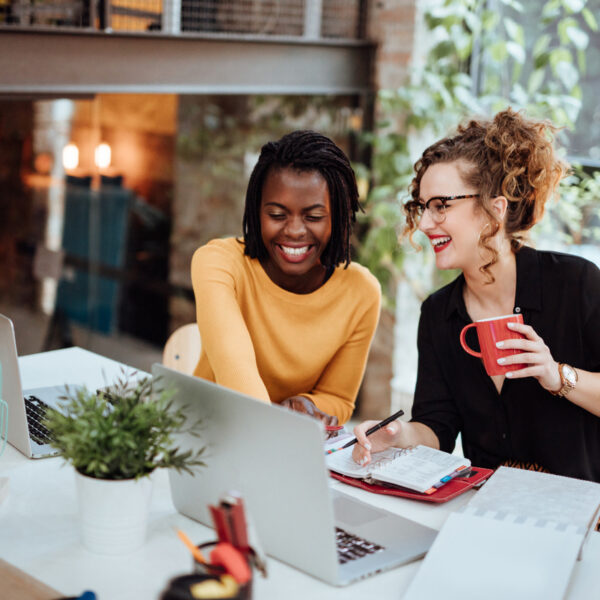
[325,409,405,454]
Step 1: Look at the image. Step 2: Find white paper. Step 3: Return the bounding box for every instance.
[468,467,600,529]
[405,507,584,600]
[405,467,600,600]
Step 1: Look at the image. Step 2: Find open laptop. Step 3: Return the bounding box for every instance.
[153,364,437,586]
[0,313,68,458]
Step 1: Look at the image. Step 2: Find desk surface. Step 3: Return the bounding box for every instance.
[1,347,599,599]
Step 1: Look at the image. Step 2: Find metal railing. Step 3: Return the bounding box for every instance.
[0,0,367,40]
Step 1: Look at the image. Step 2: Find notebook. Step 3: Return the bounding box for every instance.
[326,445,471,494]
[404,467,600,600]
[152,364,438,586]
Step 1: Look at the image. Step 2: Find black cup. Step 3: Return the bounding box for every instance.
[160,573,245,600]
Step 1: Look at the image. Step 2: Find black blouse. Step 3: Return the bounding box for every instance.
[410,245,600,482]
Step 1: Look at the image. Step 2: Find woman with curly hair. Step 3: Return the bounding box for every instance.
[353,108,600,481]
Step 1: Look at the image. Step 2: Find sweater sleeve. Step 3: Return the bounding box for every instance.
[303,286,381,424]
[191,242,271,403]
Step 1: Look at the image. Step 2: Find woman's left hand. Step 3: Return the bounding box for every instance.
[280,396,339,426]
[496,321,561,392]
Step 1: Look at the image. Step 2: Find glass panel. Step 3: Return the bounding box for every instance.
[0,93,361,371]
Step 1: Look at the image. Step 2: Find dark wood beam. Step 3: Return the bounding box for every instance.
[0,30,375,95]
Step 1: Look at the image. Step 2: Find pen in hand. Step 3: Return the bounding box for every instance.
[325,409,405,454]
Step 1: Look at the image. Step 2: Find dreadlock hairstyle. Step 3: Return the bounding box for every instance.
[242,130,361,269]
[405,108,568,282]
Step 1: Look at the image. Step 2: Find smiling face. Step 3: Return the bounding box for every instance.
[259,167,332,293]
[418,161,489,272]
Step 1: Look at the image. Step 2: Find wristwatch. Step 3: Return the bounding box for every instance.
[552,363,578,397]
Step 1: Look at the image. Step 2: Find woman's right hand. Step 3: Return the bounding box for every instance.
[351,419,401,466]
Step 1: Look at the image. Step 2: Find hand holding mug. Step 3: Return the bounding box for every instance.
[493,320,562,392]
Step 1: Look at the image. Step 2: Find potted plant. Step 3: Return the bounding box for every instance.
[44,372,205,555]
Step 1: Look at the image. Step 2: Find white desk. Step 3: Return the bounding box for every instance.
[1,348,599,599]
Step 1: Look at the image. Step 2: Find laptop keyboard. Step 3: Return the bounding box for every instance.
[335,527,385,564]
[24,395,54,446]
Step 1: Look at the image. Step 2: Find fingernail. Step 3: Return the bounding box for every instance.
[364,442,372,451]
[496,341,504,348]
[360,457,368,466]
[507,322,515,328]
[497,357,506,364]
[506,371,513,378]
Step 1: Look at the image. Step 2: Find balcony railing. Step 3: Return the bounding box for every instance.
[0,0,367,40]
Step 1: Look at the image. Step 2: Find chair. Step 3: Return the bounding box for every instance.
[162,323,201,375]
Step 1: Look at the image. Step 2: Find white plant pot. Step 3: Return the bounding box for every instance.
[74,469,153,555]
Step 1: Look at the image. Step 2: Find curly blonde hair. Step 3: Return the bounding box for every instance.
[405,108,568,281]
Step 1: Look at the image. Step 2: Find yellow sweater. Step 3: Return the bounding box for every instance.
[191,238,381,423]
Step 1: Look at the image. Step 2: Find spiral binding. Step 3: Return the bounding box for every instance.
[363,447,415,484]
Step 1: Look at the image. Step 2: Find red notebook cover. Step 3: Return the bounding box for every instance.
[330,466,493,503]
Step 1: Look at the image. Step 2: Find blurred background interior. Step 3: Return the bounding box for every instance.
[1,0,599,420]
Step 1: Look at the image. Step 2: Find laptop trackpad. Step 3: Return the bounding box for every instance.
[333,493,386,526]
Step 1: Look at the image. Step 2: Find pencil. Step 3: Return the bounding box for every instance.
[325,409,405,455]
[176,529,208,564]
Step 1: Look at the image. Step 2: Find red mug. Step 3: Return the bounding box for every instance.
[459,314,526,376]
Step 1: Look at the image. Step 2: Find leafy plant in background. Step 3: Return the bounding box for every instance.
[44,374,205,480]
[355,0,600,306]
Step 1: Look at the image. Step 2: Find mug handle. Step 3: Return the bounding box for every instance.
[460,323,481,357]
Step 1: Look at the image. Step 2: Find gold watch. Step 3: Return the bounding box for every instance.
[552,363,578,397]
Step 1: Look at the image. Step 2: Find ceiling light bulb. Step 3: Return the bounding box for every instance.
[62,143,79,170]
[95,143,111,169]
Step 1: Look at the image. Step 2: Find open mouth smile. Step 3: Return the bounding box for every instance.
[276,244,314,262]
[429,236,451,253]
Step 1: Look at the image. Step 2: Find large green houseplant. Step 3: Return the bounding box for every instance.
[44,373,205,555]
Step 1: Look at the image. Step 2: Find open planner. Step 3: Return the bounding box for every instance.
[325,445,471,494]
[404,467,600,600]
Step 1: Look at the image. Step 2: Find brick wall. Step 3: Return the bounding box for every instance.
[367,0,417,90]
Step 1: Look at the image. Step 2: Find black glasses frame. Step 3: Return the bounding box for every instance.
[406,194,480,221]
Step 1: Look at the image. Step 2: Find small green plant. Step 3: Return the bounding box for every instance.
[44,373,205,480]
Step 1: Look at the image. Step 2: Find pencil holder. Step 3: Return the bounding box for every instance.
[192,541,252,600]
[160,573,245,600]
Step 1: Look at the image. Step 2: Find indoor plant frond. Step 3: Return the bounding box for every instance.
[44,373,205,480]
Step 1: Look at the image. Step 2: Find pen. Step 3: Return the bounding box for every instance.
[431,465,471,490]
[325,409,405,454]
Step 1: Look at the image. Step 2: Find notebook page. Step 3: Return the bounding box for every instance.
[373,445,470,493]
[325,446,404,478]
[323,428,354,453]
[468,467,600,529]
[404,506,584,600]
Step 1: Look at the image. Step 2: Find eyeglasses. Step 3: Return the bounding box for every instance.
[405,194,479,224]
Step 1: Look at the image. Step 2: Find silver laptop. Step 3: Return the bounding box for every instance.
[153,364,437,586]
[0,313,68,458]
